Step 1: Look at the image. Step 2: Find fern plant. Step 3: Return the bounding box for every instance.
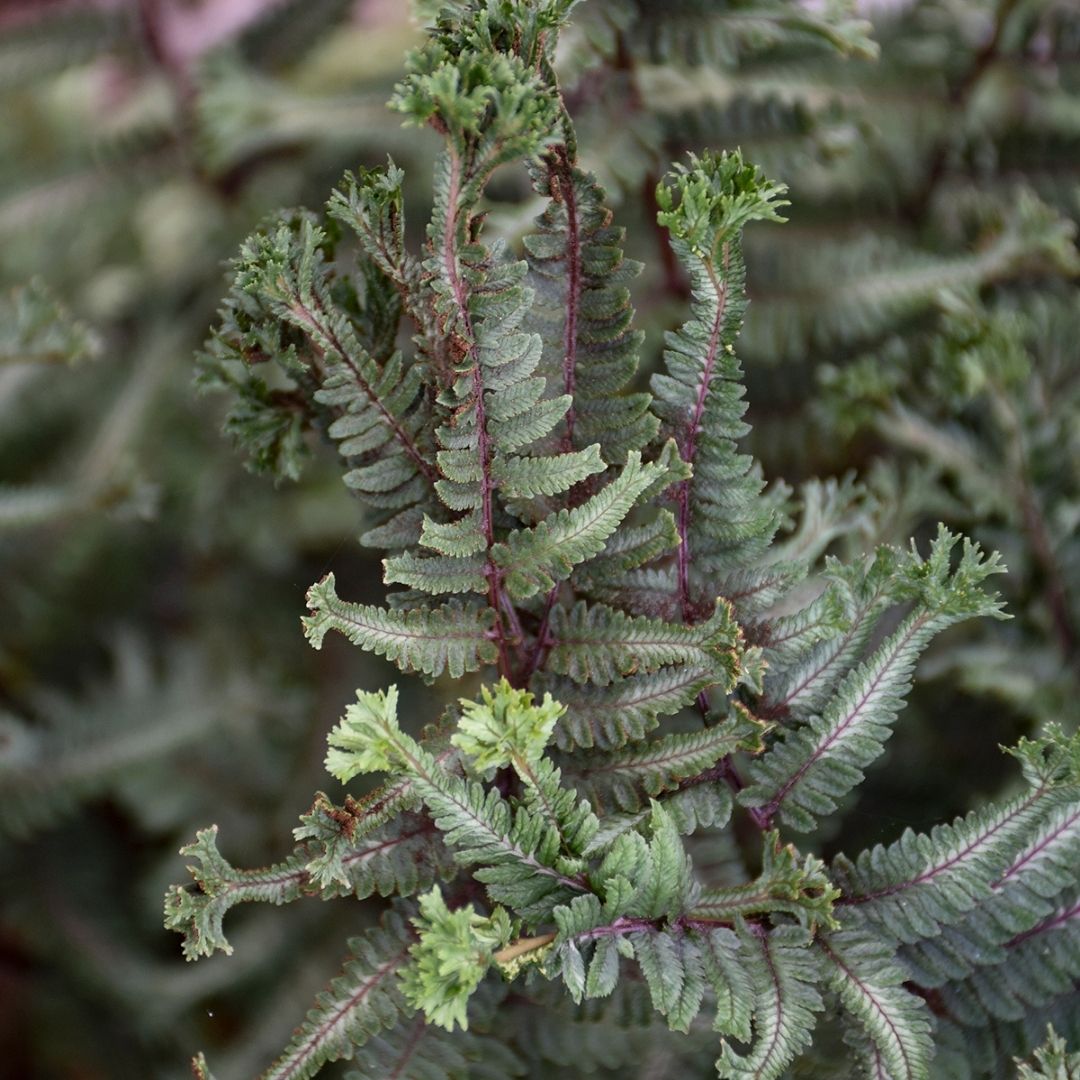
[167,2,1080,1077]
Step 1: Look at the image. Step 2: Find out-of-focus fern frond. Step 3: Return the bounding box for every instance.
[0,637,273,839]
[0,279,101,366]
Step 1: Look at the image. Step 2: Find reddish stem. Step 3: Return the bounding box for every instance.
[440,146,521,681]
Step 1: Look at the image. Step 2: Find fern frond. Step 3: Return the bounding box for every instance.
[322,686,587,918]
[690,831,839,930]
[493,444,607,498]
[492,450,668,600]
[585,782,737,847]
[164,813,453,961]
[164,826,312,961]
[574,513,681,582]
[715,924,824,1080]
[382,550,489,595]
[345,1001,526,1079]
[700,926,753,1041]
[240,214,436,501]
[1014,1025,1080,1080]
[294,807,454,898]
[546,599,742,687]
[817,932,933,1080]
[510,979,693,1074]
[515,756,601,859]
[565,710,765,813]
[759,544,904,721]
[635,801,697,920]
[631,929,707,1033]
[0,641,234,839]
[572,0,875,72]
[989,780,1080,912]
[745,192,1080,365]
[200,210,436,495]
[302,573,498,678]
[741,528,1007,831]
[833,788,1076,947]
[940,891,1080,1029]
[523,146,656,461]
[327,162,417,306]
[192,56,400,178]
[258,911,414,1080]
[651,149,788,621]
[399,888,516,1031]
[0,278,101,365]
[539,665,721,751]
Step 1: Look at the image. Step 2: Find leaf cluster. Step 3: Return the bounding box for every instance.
[160,2,1080,1078]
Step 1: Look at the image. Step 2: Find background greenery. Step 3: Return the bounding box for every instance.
[1,0,1076,1076]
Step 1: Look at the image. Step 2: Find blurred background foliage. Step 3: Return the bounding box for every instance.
[0,0,1076,1076]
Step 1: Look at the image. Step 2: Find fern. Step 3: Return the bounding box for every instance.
[565,710,764,813]
[650,149,789,619]
[159,3,1080,1078]
[832,728,1080,948]
[0,640,248,839]
[571,0,876,72]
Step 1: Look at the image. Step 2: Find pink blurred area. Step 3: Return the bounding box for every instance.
[0,0,405,66]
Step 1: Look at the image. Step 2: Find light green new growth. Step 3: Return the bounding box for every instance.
[399,888,514,1031]
[326,686,404,781]
[655,149,789,256]
[452,679,565,774]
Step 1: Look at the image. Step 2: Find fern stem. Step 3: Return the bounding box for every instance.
[524,585,559,679]
[575,916,664,942]
[494,932,557,966]
[694,692,768,831]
